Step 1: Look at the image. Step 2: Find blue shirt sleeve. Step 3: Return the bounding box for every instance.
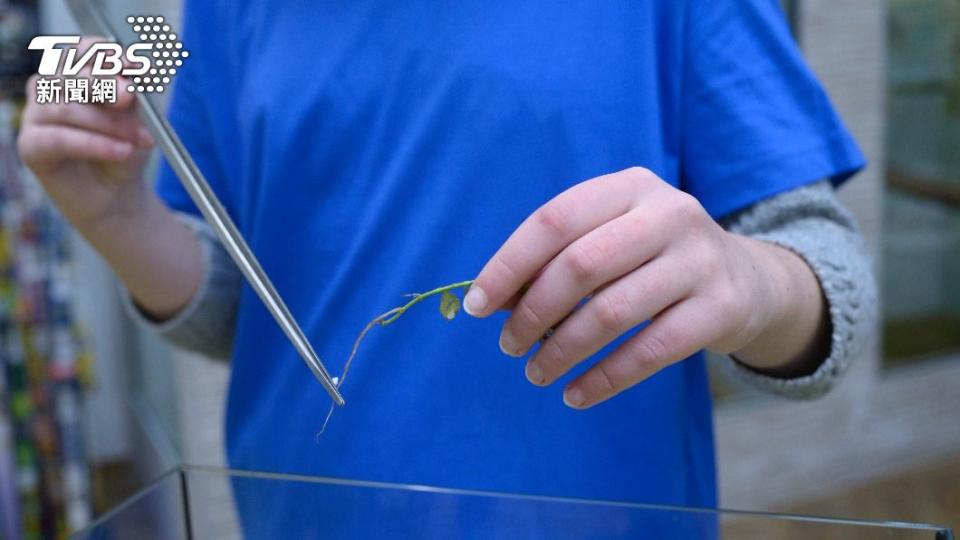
[679,0,866,219]
[153,0,236,218]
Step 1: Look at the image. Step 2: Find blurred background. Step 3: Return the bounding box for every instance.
[0,0,958,538]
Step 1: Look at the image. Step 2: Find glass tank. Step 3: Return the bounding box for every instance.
[70,466,953,539]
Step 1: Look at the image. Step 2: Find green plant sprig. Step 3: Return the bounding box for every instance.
[318,279,474,436]
[379,280,475,325]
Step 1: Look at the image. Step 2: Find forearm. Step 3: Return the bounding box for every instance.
[76,189,204,320]
[119,213,240,360]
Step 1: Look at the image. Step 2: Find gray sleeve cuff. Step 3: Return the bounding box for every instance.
[719,181,878,399]
[119,213,241,360]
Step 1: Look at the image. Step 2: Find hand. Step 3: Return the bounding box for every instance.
[18,37,155,233]
[18,37,205,321]
[465,167,826,409]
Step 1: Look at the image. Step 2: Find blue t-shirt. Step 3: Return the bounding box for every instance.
[157,0,863,536]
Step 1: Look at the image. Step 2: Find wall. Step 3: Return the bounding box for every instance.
[717,0,960,514]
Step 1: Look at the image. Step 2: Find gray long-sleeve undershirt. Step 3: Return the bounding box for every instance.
[123,180,876,400]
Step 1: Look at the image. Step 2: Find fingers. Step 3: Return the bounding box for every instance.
[70,66,138,111]
[25,35,138,112]
[100,41,140,110]
[465,171,645,318]
[21,37,150,172]
[18,124,135,171]
[524,255,693,386]
[104,75,138,109]
[25,73,136,111]
[498,208,663,357]
[468,167,722,408]
[563,296,726,409]
[29,100,151,147]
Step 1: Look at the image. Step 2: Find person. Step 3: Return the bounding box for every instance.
[18,0,875,536]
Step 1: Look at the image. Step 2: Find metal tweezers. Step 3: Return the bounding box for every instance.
[66,0,345,406]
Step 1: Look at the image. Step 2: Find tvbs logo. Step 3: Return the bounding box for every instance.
[28,15,189,105]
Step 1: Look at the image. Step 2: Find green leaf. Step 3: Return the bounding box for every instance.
[439,290,461,320]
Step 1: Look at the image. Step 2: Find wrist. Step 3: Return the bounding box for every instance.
[102,196,206,320]
[76,180,155,241]
[730,234,792,347]
[727,233,827,374]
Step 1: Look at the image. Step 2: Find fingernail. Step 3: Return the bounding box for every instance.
[138,127,154,147]
[563,387,586,409]
[463,285,487,316]
[525,362,545,385]
[499,328,522,357]
[113,142,132,158]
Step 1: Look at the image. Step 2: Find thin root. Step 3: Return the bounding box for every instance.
[317,307,402,436]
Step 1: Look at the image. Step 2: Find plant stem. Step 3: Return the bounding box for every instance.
[379,280,474,325]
